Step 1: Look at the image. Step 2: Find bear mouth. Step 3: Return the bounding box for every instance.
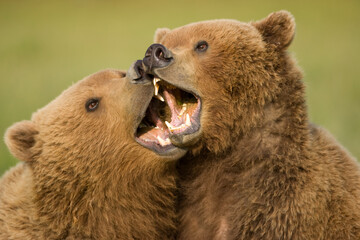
[135,77,201,154]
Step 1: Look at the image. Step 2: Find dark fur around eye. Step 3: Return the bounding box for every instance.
[85,98,100,112]
[194,41,208,52]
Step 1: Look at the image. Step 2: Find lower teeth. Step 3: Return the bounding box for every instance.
[157,136,171,146]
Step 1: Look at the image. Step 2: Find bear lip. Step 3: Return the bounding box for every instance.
[135,77,201,153]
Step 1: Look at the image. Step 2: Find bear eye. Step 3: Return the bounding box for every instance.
[85,98,100,112]
[195,41,208,52]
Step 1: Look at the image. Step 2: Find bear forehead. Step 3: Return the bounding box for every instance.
[68,70,127,97]
[76,69,125,88]
[30,70,126,124]
[161,20,257,48]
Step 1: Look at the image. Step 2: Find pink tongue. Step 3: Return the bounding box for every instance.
[140,106,169,141]
[162,89,186,127]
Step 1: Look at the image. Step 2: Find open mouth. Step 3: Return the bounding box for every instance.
[135,77,201,154]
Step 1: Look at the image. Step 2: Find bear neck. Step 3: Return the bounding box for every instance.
[31,153,178,239]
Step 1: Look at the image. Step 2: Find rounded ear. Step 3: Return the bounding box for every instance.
[4,120,39,162]
[154,28,171,43]
[252,10,295,50]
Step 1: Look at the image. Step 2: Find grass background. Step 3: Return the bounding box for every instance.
[0,0,359,174]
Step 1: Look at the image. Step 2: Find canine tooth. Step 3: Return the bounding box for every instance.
[179,105,187,116]
[153,78,161,96]
[154,84,159,96]
[154,94,165,102]
[185,114,191,126]
[165,121,174,130]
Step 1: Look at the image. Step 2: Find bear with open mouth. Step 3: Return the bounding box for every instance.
[139,11,360,239]
[0,64,186,239]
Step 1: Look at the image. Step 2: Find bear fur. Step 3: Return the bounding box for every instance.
[0,69,184,239]
[147,11,360,239]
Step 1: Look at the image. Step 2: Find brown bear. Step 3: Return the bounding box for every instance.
[0,63,186,239]
[140,11,360,239]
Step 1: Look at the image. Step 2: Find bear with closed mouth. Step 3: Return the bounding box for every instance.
[139,11,360,239]
[0,63,186,239]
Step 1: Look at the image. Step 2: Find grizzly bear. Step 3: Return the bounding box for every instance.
[140,11,360,239]
[0,63,186,239]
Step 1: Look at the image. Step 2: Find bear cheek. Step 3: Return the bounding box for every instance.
[158,57,197,88]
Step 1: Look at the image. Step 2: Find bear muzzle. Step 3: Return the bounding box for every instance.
[143,44,173,73]
[127,60,153,84]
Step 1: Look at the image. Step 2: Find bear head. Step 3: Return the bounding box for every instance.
[3,64,187,238]
[4,65,186,216]
[141,11,304,155]
[5,66,186,168]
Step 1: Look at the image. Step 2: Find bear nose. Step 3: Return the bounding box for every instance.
[143,44,173,73]
[127,60,152,83]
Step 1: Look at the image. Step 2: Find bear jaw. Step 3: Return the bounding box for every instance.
[135,77,202,153]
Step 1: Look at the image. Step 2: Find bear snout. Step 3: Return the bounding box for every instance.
[127,60,153,84]
[143,43,173,73]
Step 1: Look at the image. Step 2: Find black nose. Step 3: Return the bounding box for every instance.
[127,60,152,83]
[143,44,173,73]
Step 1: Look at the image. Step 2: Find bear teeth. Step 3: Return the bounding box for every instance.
[156,136,171,146]
[153,77,164,102]
[165,121,189,133]
[165,121,174,130]
[185,113,191,126]
[179,104,187,116]
[154,94,165,102]
[153,77,161,96]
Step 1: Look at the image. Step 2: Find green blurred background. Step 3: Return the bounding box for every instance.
[0,0,359,174]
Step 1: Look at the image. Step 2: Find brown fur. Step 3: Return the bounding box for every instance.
[0,69,182,239]
[151,11,360,239]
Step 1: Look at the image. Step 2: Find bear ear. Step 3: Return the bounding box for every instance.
[252,10,295,50]
[4,120,39,162]
[154,28,171,43]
